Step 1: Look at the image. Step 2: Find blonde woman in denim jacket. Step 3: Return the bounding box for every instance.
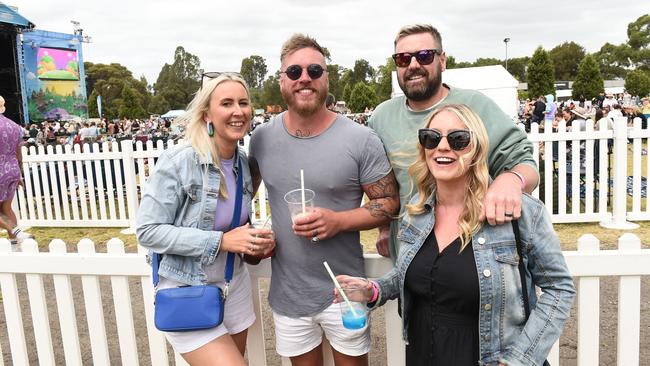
[137,74,275,366]
[336,104,575,366]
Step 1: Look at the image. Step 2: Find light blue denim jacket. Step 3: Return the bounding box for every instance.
[136,143,253,285]
[373,192,575,366]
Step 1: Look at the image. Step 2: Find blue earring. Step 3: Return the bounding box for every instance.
[207,121,214,137]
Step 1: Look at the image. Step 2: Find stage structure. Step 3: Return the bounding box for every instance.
[0,3,88,125]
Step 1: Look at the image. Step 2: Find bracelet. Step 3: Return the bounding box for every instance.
[504,170,526,190]
[369,281,379,303]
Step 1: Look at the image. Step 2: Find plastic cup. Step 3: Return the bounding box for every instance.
[283,188,315,224]
[339,286,368,330]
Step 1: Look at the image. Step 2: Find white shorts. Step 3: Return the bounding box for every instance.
[156,270,255,354]
[273,303,371,357]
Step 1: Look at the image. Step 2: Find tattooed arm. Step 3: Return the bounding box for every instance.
[291,171,400,240]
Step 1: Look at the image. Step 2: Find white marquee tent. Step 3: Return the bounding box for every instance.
[391,65,519,119]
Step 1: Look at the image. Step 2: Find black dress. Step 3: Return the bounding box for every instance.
[404,232,480,366]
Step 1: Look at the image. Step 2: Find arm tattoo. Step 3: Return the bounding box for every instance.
[362,171,399,219]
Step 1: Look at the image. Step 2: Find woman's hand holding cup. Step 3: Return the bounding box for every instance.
[333,275,373,303]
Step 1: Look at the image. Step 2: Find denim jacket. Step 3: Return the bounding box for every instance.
[136,143,254,285]
[373,192,575,366]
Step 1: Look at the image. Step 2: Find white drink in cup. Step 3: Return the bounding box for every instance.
[284,188,315,224]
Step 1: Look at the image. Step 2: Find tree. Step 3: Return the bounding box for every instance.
[350,59,375,85]
[526,47,555,99]
[506,56,530,81]
[342,83,352,105]
[571,55,604,100]
[374,57,396,103]
[240,55,267,89]
[348,82,377,113]
[549,42,586,80]
[472,57,502,67]
[593,43,632,79]
[625,69,650,97]
[627,15,650,72]
[153,46,201,110]
[118,86,147,118]
[149,95,171,115]
[445,55,457,69]
[84,62,149,118]
[327,64,344,100]
[260,72,284,109]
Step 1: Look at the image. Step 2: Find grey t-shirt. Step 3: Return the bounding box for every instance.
[249,113,392,317]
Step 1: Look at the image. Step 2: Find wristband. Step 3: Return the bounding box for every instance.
[369,281,379,303]
[504,170,526,190]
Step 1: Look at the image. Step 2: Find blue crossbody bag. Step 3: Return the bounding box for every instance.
[152,159,243,332]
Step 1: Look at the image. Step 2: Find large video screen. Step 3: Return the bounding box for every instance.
[37,47,80,80]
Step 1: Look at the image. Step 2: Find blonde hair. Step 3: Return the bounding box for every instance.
[177,74,251,197]
[405,104,490,251]
[394,24,443,50]
[280,33,327,63]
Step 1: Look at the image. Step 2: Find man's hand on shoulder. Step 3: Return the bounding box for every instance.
[480,172,523,226]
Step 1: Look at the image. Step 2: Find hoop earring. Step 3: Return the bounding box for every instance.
[207,121,214,137]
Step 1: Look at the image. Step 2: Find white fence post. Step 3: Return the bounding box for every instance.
[120,140,139,235]
[616,233,641,366]
[600,117,638,229]
[576,234,599,366]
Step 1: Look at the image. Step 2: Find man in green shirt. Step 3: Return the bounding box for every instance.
[368,24,539,260]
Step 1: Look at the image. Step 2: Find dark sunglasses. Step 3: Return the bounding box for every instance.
[201,71,242,89]
[281,64,325,81]
[418,129,472,150]
[392,49,440,68]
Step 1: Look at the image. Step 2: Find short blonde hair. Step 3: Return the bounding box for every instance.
[178,74,251,197]
[394,24,443,50]
[405,104,489,251]
[280,33,327,63]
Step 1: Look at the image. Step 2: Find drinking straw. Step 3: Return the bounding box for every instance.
[323,261,358,317]
[300,169,306,214]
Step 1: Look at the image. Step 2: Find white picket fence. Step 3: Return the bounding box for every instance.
[11,117,649,229]
[1,234,648,365]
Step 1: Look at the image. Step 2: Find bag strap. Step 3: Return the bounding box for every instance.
[152,157,244,289]
[512,219,531,320]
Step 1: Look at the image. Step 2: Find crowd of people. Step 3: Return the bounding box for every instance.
[134,24,574,366]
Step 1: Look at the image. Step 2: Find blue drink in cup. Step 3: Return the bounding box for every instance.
[339,285,368,330]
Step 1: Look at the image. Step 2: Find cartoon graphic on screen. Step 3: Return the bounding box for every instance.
[37,47,79,80]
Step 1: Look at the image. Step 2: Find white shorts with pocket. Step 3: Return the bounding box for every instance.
[156,268,255,354]
[273,303,370,357]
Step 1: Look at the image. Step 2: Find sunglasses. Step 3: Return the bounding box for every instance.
[281,64,325,81]
[392,49,440,68]
[418,129,472,151]
[201,71,242,89]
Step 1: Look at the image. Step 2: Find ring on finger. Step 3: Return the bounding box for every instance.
[504,212,514,217]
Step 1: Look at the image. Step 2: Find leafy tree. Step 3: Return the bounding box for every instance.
[571,55,603,100]
[549,42,586,80]
[445,55,457,69]
[473,57,502,67]
[506,56,530,81]
[149,95,171,115]
[260,72,284,109]
[627,14,650,50]
[593,43,632,79]
[153,46,201,110]
[84,62,149,118]
[350,59,375,85]
[625,69,650,97]
[240,55,267,89]
[348,82,377,113]
[342,83,352,105]
[118,86,147,118]
[327,64,344,100]
[526,47,555,99]
[374,57,396,103]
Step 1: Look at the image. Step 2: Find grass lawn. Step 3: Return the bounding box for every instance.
[3,221,649,253]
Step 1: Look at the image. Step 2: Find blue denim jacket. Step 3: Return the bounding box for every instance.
[136,143,253,285]
[373,192,575,366]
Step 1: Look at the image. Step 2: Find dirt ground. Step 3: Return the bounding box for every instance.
[1,249,649,365]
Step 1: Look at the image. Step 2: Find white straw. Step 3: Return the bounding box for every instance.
[300,169,306,214]
[323,261,358,317]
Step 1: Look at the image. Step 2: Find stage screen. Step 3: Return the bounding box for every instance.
[37,47,80,80]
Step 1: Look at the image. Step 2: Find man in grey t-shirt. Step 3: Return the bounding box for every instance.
[249,34,399,366]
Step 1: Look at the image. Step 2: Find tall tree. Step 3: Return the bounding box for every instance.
[240,55,267,89]
[445,55,457,69]
[327,64,344,100]
[260,72,284,109]
[526,47,555,99]
[571,55,604,100]
[342,83,352,104]
[627,14,650,72]
[374,57,396,103]
[593,42,632,79]
[348,82,377,113]
[118,86,147,118]
[84,62,149,118]
[506,56,530,81]
[625,69,650,97]
[350,59,375,85]
[153,46,201,110]
[549,42,586,80]
[472,57,502,67]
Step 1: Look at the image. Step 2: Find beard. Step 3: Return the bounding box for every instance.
[398,67,442,102]
[281,83,328,118]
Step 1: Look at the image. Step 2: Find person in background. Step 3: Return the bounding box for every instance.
[640,97,650,129]
[0,96,34,251]
[326,93,336,112]
[137,74,275,365]
[336,104,575,366]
